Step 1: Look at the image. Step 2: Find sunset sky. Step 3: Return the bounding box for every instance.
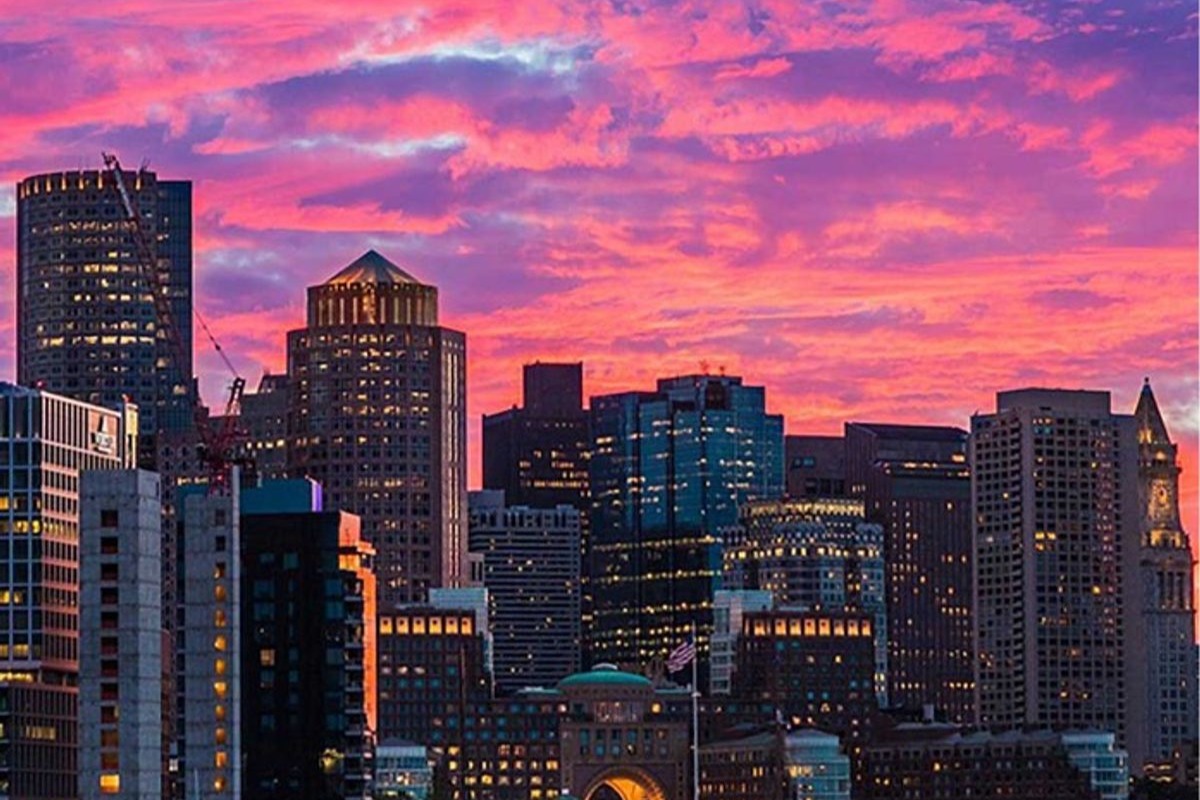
[0,0,1195,535]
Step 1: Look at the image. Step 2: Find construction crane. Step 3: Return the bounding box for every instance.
[101,151,246,489]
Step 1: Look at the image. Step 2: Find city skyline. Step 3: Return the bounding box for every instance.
[0,2,1194,543]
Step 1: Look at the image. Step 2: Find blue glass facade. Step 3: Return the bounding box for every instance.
[587,375,783,678]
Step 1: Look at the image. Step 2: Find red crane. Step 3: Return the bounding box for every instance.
[101,152,245,489]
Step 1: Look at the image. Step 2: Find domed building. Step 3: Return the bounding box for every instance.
[557,665,691,800]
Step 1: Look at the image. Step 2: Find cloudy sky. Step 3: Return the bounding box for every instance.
[0,0,1195,533]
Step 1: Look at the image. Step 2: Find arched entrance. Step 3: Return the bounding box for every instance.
[581,767,669,800]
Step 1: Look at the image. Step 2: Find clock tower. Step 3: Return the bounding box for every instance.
[1133,378,1197,772]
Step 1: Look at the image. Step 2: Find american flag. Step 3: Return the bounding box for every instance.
[666,635,696,673]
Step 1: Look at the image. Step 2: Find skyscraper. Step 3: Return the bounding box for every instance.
[79,469,163,800]
[972,389,1136,746]
[0,383,138,799]
[844,423,974,723]
[587,373,784,678]
[240,509,376,799]
[1129,379,1197,772]
[287,250,467,608]
[468,490,582,692]
[177,482,241,799]
[482,362,589,511]
[16,169,194,458]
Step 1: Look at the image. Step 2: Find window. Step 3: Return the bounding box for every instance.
[100,536,118,554]
[100,509,118,528]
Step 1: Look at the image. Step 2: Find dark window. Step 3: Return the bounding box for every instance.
[100,536,118,555]
[100,509,118,528]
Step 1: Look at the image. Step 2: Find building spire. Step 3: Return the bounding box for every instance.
[1134,377,1171,445]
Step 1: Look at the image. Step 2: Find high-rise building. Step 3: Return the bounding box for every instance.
[16,169,194,459]
[587,374,784,678]
[785,435,846,499]
[844,423,974,723]
[79,470,163,800]
[723,498,887,703]
[0,383,137,800]
[468,490,581,692]
[240,509,376,799]
[177,483,241,799]
[482,362,589,511]
[971,389,1137,747]
[287,250,466,608]
[1129,379,1197,772]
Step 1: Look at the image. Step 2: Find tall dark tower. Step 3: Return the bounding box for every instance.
[1129,378,1197,774]
[845,423,974,723]
[287,250,466,608]
[482,362,589,510]
[16,169,194,462]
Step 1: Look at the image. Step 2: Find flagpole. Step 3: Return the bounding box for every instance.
[691,620,700,800]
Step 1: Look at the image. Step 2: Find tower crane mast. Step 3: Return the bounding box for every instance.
[101,151,245,489]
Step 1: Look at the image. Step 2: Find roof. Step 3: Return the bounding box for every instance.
[324,250,421,286]
[557,663,653,690]
[1135,377,1171,445]
[846,422,967,441]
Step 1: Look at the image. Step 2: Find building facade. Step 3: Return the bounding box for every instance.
[710,590,773,696]
[844,423,974,723]
[16,169,194,456]
[587,374,783,678]
[971,389,1138,748]
[1129,380,1197,772]
[287,250,466,608]
[482,362,589,511]
[785,435,846,499]
[858,724,1127,800]
[79,470,163,799]
[723,498,887,703]
[239,510,376,799]
[732,610,877,746]
[178,484,241,799]
[0,383,137,799]
[468,491,581,692]
[376,595,493,748]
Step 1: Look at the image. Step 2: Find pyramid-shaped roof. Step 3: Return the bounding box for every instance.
[324,250,421,286]
[1135,377,1171,445]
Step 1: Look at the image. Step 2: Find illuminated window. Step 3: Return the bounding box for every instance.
[215,726,227,745]
[215,751,228,768]
[215,704,226,721]
[214,635,227,652]
[260,649,275,667]
[214,681,228,699]
[215,658,227,676]
[100,774,120,794]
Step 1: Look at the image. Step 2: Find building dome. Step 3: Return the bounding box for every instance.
[557,664,653,690]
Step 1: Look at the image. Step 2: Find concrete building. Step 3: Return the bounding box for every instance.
[287,250,467,607]
[239,509,376,799]
[785,436,846,499]
[844,422,974,723]
[79,470,163,799]
[0,383,137,799]
[723,498,887,703]
[588,374,784,680]
[16,169,194,459]
[1129,379,1197,772]
[177,481,241,798]
[858,724,1128,800]
[233,373,290,481]
[971,389,1137,751]
[468,490,581,692]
